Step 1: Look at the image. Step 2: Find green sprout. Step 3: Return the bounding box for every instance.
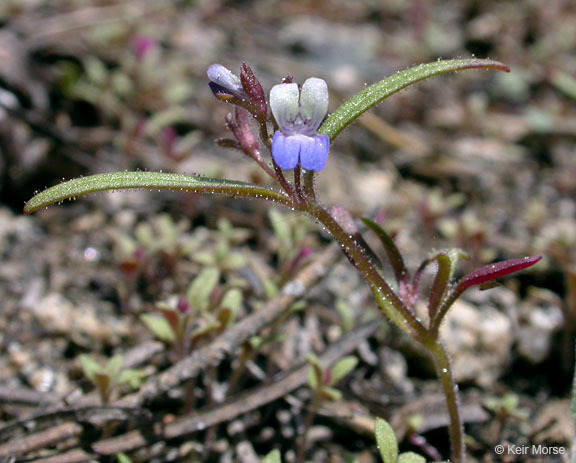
[80,355,145,405]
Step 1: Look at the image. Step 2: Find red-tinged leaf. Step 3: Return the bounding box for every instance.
[429,256,541,337]
[161,307,181,336]
[456,256,542,292]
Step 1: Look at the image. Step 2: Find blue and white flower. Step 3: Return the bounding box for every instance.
[270,78,330,171]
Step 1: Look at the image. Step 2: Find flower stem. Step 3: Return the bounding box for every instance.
[426,339,465,463]
[304,201,427,340]
[303,171,316,203]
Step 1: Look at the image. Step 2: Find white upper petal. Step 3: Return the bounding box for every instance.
[207,64,242,91]
[270,83,300,131]
[299,78,328,131]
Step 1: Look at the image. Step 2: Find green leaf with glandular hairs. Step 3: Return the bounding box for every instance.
[24,171,292,214]
[319,59,510,141]
[375,418,398,463]
[261,449,281,463]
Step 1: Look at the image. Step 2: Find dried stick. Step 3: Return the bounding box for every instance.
[0,244,341,458]
[32,321,379,463]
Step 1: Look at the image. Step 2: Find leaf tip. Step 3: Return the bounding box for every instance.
[458,255,541,292]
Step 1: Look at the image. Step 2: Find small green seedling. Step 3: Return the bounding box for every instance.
[141,268,243,357]
[80,354,145,404]
[375,418,447,463]
[307,354,358,401]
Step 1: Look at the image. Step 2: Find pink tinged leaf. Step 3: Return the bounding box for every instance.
[161,307,181,336]
[456,256,542,293]
[323,368,332,386]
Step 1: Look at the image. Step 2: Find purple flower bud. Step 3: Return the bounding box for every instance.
[270,78,330,171]
[131,35,157,60]
[240,63,267,123]
[177,297,190,314]
[207,64,247,100]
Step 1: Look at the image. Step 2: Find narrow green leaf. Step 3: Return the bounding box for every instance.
[398,452,427,463]
[106,355,124,382]
[187,267,220,312]
[117,369,146,389]
[115,453,133,463]
[306,354,323,391]
[141,314,177,342]
[307,367,318,391]
[261,449,281,463]
[219,288,243,323]
[329,356,358,386]
[362,218,407,285]
[24,171,292,214]
[427,249,466,319]
[321,386,343,401]
[320,59,510,140]
[80,354,102,382]
[375,418,398,463]
[335,298,355,332]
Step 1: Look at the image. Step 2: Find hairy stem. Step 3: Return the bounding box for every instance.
[427,339,465,463]
[304,201,427,340]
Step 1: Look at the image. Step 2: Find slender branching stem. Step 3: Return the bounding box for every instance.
[302,171,316,203]
[429,289,463,337]
[252,150,277,180]
[306,202,427,340]
[272,159,298,201]
[426,338,465,463]
[298,175,463,462]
